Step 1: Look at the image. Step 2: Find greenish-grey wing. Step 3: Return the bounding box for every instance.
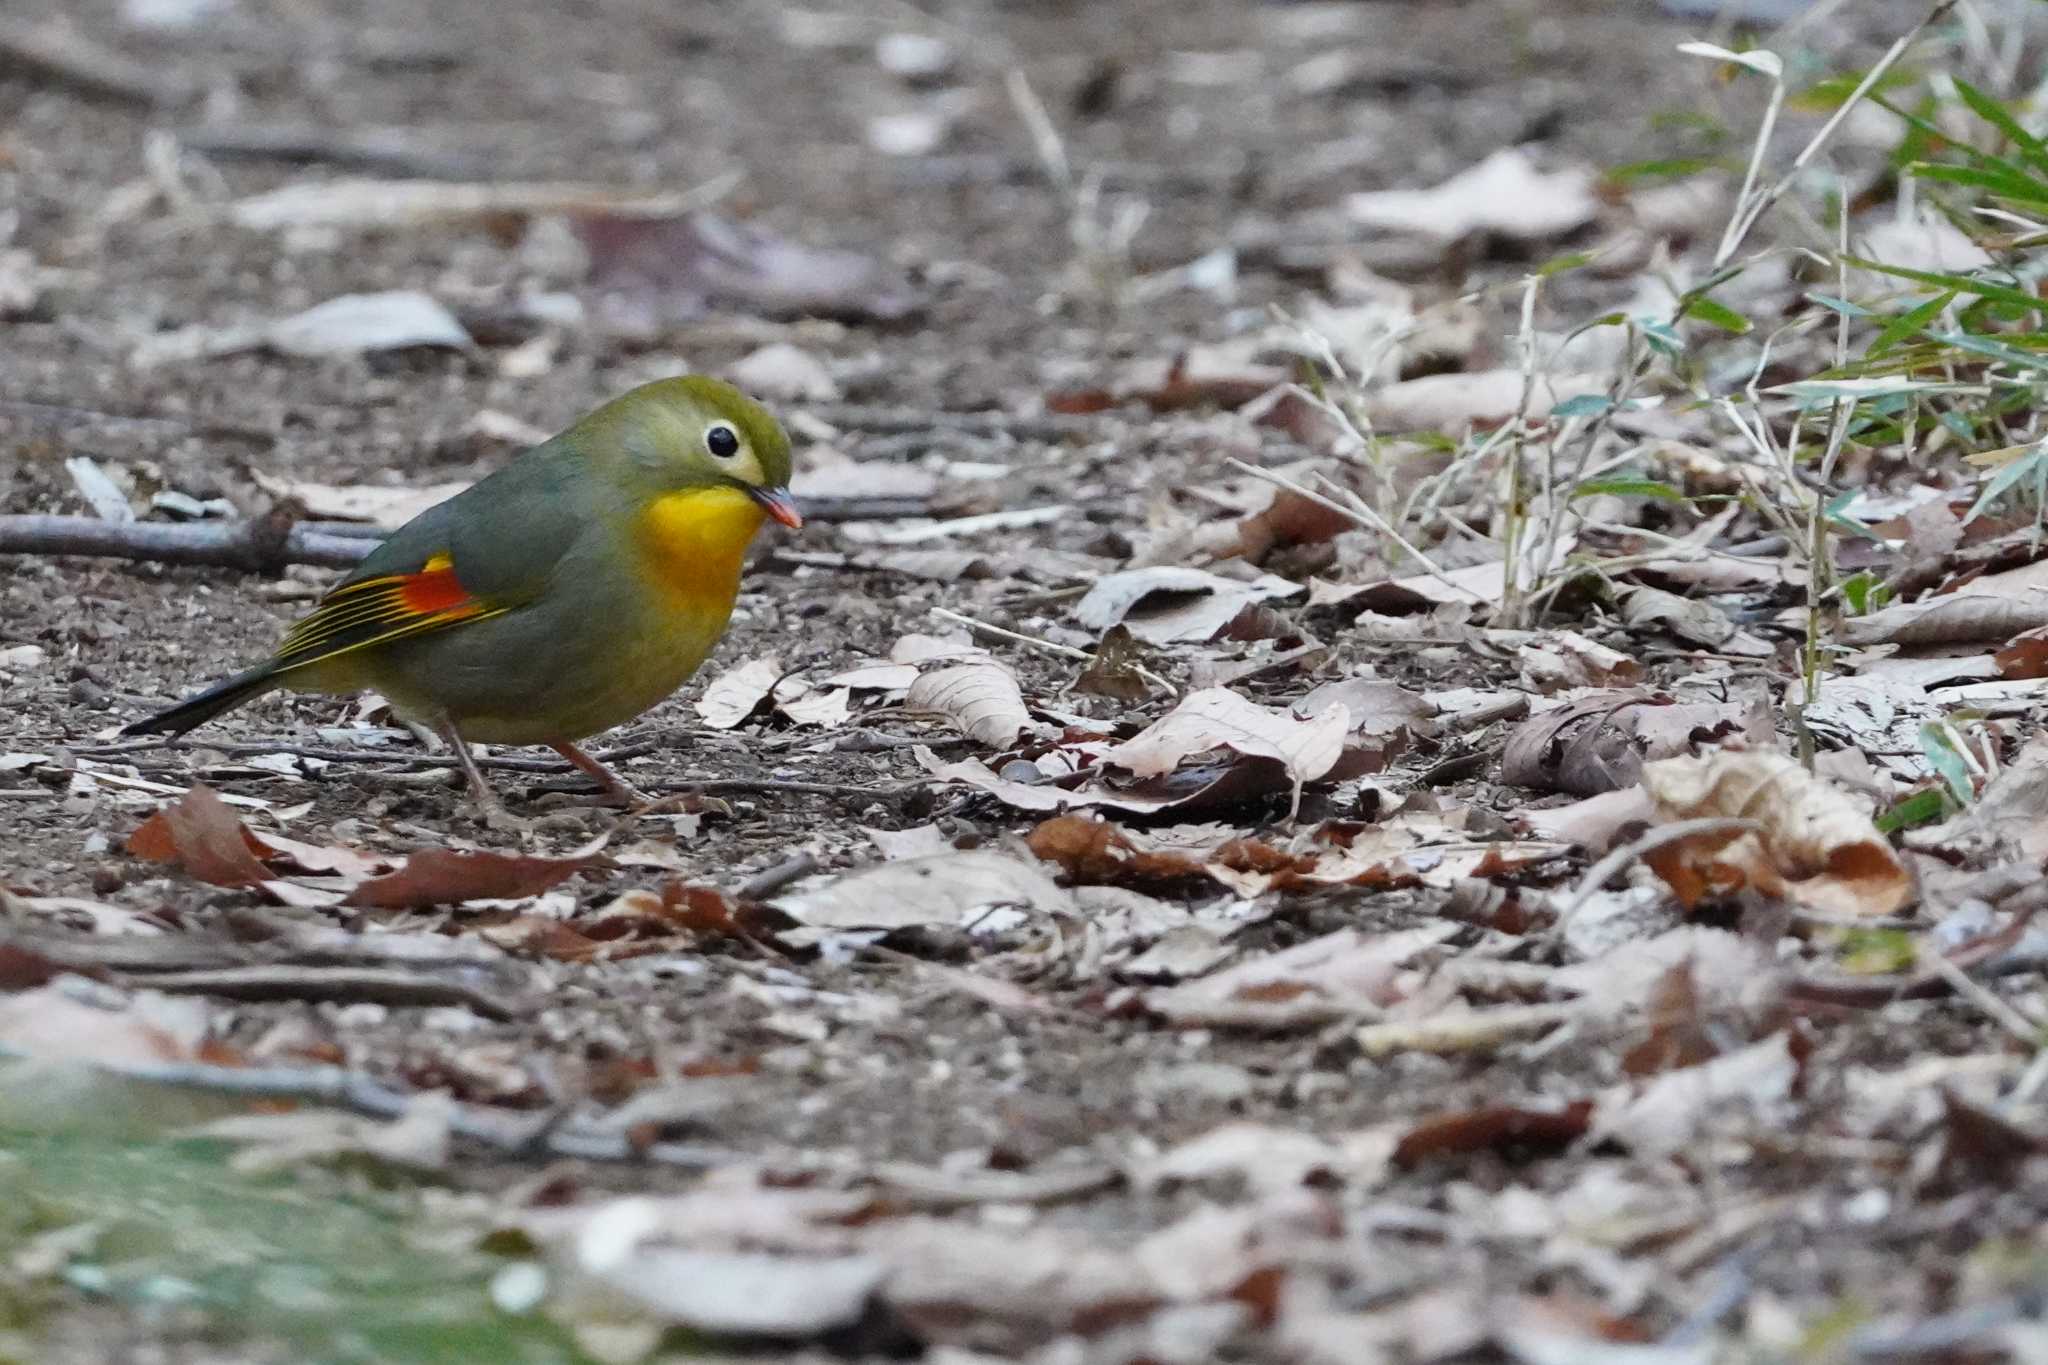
[273,445,590,671]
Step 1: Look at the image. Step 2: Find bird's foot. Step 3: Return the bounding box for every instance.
[549,740,651,810]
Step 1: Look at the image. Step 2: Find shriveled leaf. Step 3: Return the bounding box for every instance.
[579,210,923,332]
[906,661,1029,748]
[1502,693,1767,797]
[247,472,469,531]
[1345,148,1599,243]
[127,784,272,887]
[775,850,1069,931]
[695,656,783,730]
[1144,926,1456,1029]
[1073,567,1300,645]
[1516,631,1641,691]
[1104,687,1348,793]
[133,290,471,366]
[1391,1100,1594,1167]
[1640,751,1911,915]
[342,845,610,909]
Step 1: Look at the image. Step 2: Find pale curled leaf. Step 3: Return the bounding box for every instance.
[1345,148,1599,243]
[1104,687,1348,788]
[906,661,1029,748]
[1072,567,1300,645]
[775,850,1069,931]
[1640,751,1911,915]
[247,472,469,531]
[694,656,783,730]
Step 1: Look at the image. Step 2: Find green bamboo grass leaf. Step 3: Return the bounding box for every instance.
[1963,442,2048,525]
[1838,255,2042,312]
[1869,290,1956,356]
[1950,78,2048,176]
[1875,787,1950,834]
[1807,293,1873,318]
[1605,156,1729,183]
[1570,478,1686,503]
[1683,294,1753,334]
[1550,393,1614,418]
[1908,161,2048,205]
[1924,329,2048,372]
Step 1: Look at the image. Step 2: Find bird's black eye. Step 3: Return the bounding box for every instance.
[705,423,740,459]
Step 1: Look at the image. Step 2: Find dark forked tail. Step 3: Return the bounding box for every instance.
[120,663,282,737]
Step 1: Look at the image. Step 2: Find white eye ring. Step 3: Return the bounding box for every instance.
[705,423,741,459]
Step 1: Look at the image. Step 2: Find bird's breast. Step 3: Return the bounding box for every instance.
[634,486,766,616]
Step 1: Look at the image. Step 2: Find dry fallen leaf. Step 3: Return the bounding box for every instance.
[130,785,608,908]
[775,850,1070,932]
[1640,751,1912,915]
[906,661,1030,748]
[1502,693,1767,797]
[133,290,471,367]
[1143,925,1456,1029]
[578,209,924,333]
[342,845,610,910]
[222,178,709,232]
[1345,148,1599,243]
[247,472,470,531]
[695,655,784,730]
[1073,567,1302,645]
[1104,687,1349,810]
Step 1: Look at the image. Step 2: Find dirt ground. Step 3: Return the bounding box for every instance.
[4,1,2040,1363]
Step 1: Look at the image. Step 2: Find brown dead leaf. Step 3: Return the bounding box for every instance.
[578,210,923,333]
[1391,1100,1595,1167]
[1026,815,1211,886]
[1229,487,1356,563]
[1502,693,1766,797]
[127,784,272,887]
[1517,631,1642,691]
[1995,626,2048,680]
[343,845,610,909]
[1640,751,1911,916]
[906,661,1029,748]
[1619,962,1719,1076]
[1075,624,1154,702]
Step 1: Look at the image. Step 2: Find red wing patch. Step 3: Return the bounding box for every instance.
[274,552,505,671]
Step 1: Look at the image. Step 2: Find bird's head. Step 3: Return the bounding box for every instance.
[585,375,802,529]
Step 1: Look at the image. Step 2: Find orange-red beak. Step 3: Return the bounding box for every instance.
[750,486,804,530]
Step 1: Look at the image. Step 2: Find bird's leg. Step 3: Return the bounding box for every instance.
[432,716,520,829]
[549,740,650,808]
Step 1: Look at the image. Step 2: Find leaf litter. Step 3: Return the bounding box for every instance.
[14,3,2048,1361]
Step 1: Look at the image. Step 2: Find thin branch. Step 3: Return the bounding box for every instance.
[0,514,369,570]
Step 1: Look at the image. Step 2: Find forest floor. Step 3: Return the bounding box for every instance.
[5,1,2046,1362]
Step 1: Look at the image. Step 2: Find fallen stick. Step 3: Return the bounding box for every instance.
[0,514,367,570]
[2,496,971,571]
[0,17,195,106]
[133,965,524,1020]
[176,123,482,179]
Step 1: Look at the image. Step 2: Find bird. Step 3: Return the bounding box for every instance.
[123,375,803,817]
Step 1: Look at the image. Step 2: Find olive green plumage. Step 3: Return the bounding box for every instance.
[124,376,802,808]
